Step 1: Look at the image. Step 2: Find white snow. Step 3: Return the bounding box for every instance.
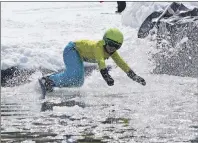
[122,2,198,29]
[1,2,198,143]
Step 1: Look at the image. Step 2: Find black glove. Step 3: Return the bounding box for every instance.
[100,68,114,86]
[127,70,146,86]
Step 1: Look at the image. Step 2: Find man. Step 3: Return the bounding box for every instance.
[116,1,126,13]
[40,28,146,92]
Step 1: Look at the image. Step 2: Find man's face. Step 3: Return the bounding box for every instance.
[104,39,121,55]
[105,44,117,54]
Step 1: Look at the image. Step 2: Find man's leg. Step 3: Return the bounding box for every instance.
[49,42,84,88]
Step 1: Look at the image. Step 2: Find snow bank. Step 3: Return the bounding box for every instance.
[122,2,198,28]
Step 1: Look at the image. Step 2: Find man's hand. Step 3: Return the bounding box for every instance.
[127,69,146,86]
[132,75,146,86]
[100,68,114,86]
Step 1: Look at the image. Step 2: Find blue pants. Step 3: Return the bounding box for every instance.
[49,42,84,87]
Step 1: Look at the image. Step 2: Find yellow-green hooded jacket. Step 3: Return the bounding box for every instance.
[75,39,131,73]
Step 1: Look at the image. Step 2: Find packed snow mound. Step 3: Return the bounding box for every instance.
[122,2,198,29]
[122,2,198,78]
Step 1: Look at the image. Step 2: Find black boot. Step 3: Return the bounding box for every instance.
[40,76,54,92]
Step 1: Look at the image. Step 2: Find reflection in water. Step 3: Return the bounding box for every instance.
[190,125,198,143]
[1,131,58,142]
[41,100,86,112]
[1,81,197,142]
[1,98,108,142]
[191,137,198,143]
[1,131,106,143]
[1,103,29,117]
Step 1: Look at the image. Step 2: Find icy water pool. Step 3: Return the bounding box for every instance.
[1,75,198,143]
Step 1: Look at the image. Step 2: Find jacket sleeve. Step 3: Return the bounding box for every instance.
[111,51,131,73]
[95,46,106,70]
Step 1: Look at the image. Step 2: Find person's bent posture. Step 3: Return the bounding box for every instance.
[40,28,146,92]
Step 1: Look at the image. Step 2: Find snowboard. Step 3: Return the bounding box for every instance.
[38,78,46,99]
